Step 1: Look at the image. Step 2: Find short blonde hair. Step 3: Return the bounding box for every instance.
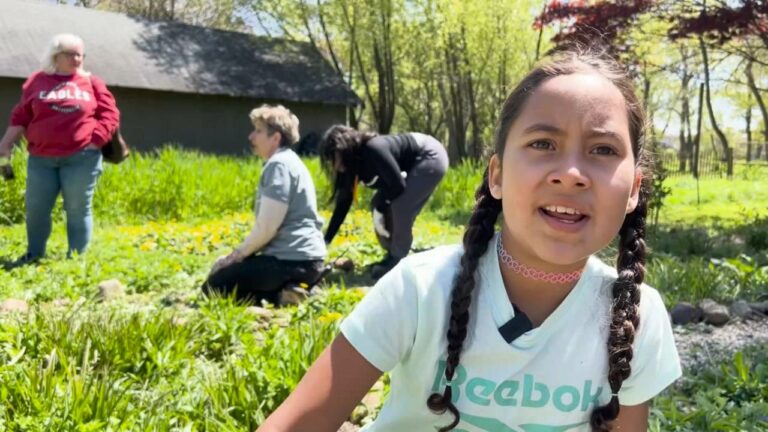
[249,104,300,147]
[41,33,88,75]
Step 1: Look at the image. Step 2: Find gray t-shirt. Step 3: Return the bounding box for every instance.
[257,148,326,261]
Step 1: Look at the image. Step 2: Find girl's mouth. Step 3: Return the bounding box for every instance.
[539,206,589,233]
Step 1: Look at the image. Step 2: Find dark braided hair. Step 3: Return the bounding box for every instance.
[426,45,652,431]
[426,169,501,431]
[590,184,649,431]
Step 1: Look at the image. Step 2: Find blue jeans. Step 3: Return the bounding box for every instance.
[25,149,103,258]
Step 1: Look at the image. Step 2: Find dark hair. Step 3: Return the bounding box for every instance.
[318,125,378,200]
[426,46,651,432]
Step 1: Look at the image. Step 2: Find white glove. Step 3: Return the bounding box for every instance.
[372,209,390,238]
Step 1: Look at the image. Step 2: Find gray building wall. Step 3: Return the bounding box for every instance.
[0,77,345,155]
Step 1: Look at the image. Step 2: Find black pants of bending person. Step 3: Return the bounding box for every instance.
[201,254,325,305]
[373,135,449,259]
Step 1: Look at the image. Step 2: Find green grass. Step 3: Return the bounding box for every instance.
[0,292,362,431]
[0,147,766,430]
[658,164,768,228]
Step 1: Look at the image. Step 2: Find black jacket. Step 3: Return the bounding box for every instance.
[324,133,430,243]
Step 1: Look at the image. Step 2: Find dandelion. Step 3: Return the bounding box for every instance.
[318,312,342,324]
[140,240,157,251]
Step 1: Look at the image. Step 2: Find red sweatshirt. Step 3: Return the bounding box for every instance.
[9,71,120,157]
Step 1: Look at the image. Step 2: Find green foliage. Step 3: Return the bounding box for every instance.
[647,254,768,306]
[650,345,768,431]
[648,150,673,229]
[0,292,360,430]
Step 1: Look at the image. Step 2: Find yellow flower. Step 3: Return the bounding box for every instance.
[318,312,342,324]
[139,240,157,251]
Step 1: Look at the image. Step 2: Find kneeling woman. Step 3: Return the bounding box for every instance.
[202,105,326,304]
[320,126,448,278]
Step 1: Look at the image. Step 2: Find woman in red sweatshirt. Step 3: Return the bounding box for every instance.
[0,33,119,265]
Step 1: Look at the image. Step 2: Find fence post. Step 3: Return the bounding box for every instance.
[726,147,734,178]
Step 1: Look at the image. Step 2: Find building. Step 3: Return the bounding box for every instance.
[0,0,360,155]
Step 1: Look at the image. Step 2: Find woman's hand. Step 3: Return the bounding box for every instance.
[0,157,13,181]
[210,249,246,274]
[0,126,25,158]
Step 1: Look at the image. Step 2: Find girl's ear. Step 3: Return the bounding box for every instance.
[488,154,503,200]
[626,169,643,214]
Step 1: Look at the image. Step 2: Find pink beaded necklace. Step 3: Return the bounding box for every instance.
[496,237,582,284]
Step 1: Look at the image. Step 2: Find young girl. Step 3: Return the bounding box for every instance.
[258,48,681,432]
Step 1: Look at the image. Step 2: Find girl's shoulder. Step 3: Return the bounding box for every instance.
[389,244,464,295]
[398,244,463,274]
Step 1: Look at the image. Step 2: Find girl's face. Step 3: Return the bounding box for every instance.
[489,72,641,270]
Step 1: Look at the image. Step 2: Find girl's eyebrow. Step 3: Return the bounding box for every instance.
[522,123,563,135]
[586,128,624,143]
[523,124,625,143]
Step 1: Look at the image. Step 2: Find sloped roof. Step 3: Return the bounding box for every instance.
[0,0,360,106]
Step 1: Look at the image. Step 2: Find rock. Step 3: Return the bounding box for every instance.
[279,287,308,306]
[0,299,28,313]
[748,301,768,314]
[670,302,702,325]
[51,298,71,308]
[245,306,273,319]
[334,257,355,272]
[97,279,126,302]
[699,299,730,326]
[730,300,757,320]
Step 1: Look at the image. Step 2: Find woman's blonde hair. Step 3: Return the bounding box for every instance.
[41,33,89,75]
[249,104,300,148]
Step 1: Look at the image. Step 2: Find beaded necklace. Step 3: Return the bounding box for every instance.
[496,237,582,284]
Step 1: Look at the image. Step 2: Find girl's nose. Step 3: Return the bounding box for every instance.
[546,157,590,189]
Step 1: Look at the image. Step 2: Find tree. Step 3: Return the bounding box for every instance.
[78,0,250,30]
[535,0,654,58]
[670,0,768,159]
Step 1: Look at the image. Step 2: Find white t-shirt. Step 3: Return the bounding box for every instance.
[340,233,681,432]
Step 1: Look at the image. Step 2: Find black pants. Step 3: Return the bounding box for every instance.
[201,254,324,305]
[373,137,448,258]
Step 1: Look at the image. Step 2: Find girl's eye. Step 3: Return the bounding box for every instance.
[529,140,554,151]
[591,145,618,156]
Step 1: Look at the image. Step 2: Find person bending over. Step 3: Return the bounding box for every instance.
[319,126,448,279]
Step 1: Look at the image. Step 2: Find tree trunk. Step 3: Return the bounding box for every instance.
[642,62,655,144]
[693,83,705,177]
[699,36,729,156]
[678,108,687,172]
[746,104,752,163]
[678,70,693,172]
[746,59,768,160]
[440,34,467,161]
